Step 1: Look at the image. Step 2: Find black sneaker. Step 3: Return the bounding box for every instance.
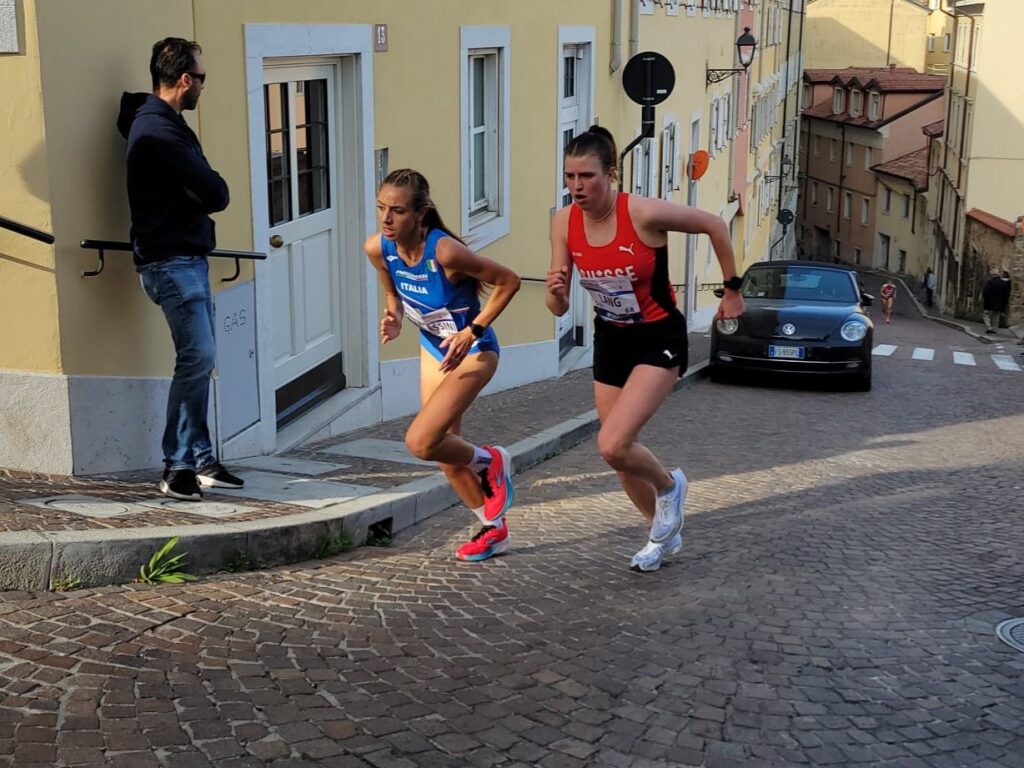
[196,462,245,489]
[160,469,202,501]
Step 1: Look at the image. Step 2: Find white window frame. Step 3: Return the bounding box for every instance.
[813,134,820,157]
[661,117,681,198]
[850,90,862,116]
[861,198,870,225]
[883,188,892,213]
[639,0,655,14]
[943,32,951,52]
[868,92,880,120]
[632,135,658,197]
[843,190,852,219]
[832,87,844,114]
[927,34,936,52]
[827,187,834,212]
[846,143,854,166]
[864,145,873,170]
[460,26,511,249]
[901,193,911,219]
[686,0,698,17]
[666,0,681,15]
[829,138,837,161]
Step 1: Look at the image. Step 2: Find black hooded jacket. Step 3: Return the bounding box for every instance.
[117,92,229,265]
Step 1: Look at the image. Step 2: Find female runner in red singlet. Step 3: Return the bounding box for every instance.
[546,126,744,573]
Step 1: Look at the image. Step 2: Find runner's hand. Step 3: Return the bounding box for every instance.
[438,327,475,373]
[716,290,745,320]
[546,266,569,299]
[380,309,401,344]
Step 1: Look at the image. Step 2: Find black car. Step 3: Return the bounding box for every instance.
[709,261,874,390]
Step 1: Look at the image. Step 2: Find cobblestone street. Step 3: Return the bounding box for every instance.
[2,305,1024,768]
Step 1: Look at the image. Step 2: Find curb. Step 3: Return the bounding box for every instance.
[0,363,708,591]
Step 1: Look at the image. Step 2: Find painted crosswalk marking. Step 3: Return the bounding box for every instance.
[992,354,1022,372]
[872,344,897,356]
[953,351,976,366]
[911,347,935,361]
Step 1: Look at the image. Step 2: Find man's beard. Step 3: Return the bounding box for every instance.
[183,88,200,111]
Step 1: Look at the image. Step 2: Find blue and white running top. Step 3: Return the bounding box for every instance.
[381,229,500,361]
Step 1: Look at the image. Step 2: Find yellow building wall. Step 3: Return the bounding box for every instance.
[0,0,61,373]
[805,0,927,70]
[963,5,1024,224]
[32,0,626,374]
[875,177,928,278]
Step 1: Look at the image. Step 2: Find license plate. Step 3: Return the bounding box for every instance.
[769,345,805,359]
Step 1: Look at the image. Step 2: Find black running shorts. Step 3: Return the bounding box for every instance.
[593,312,688,388]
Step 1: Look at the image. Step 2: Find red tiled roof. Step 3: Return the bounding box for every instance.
[802,99,882,127]
[922,119,945,137]
[966,208,1018,238]
[803,67,945,92]
[871,147,930,191]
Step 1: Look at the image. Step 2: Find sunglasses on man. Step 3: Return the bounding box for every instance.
[185,71,206,84]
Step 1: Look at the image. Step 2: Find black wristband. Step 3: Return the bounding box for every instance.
[469,322,486,338]
[723,275,743,291]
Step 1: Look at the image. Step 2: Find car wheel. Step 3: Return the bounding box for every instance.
[850,366,872,392]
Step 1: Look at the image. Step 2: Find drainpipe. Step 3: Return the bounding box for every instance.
[956,14,975,190]
[629,0,639,58]
[886,0,895,66]
[611,0,623,73]
[776,0,798,216]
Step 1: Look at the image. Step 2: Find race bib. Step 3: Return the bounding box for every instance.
[580,275,642,323]
[403,302,458,338]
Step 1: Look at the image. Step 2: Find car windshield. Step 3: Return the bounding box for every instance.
[742,267,858,303]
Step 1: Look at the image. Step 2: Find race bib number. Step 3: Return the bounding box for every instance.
[403,302,458,338]
[579,275,642,323]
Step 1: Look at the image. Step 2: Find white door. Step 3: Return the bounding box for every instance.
[264,64,346,425]
[556,44,590,357]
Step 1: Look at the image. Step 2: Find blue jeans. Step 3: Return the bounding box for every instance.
[138,256,216,471]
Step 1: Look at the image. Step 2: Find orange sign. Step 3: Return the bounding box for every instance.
[688,150,709,181]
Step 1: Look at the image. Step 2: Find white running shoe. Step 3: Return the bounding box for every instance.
[629,532,683,573]
[650,468,687,544]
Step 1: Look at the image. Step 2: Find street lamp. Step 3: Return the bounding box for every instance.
[706,27,757,89]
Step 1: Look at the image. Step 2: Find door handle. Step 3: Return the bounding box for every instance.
[270,234,284,248]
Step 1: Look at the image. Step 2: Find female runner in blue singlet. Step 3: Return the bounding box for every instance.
[364,169,521,561]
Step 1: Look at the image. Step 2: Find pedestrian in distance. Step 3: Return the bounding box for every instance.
[879,280,897,323]
[118,37,244,501]
[1000,270,1012,328]
[546,126,744,573]
[364,169,521,562]
[922,266,936,308]
[982,269,1005,334]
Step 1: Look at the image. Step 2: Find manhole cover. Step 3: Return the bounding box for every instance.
[41,498,141,518]
[995,619,1024,652]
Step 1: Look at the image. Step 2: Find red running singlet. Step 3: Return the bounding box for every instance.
[567,193,678,325]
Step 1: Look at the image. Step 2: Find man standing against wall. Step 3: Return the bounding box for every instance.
[981,269,1006,335]
[118,37,244,500]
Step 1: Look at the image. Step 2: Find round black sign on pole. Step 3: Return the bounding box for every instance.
[622,51,675,106]
[777,208,795,227]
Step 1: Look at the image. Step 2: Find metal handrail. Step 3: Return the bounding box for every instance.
[0,215,55,245]
[79,239,266,283]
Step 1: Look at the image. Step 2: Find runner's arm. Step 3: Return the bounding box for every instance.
[363,234,404,342]
[546,206,573,317]
[634,197,743,320]
[434,238,521,331]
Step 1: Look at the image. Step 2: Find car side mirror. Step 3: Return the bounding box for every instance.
[861,292,874,306]
[713,287,725,299]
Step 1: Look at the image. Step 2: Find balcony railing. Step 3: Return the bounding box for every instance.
[0,215,55,245]
[79,240,266,283]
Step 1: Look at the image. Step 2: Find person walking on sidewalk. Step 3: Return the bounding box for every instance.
[880,280,897,323]
[365,169,521,562]
[118,37,244,501]
[546,126,744,573]
[922,267,936,308]
[982,269,1006,334]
